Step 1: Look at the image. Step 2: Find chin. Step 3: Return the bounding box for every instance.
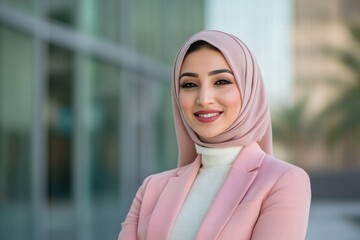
[196,131,220,139]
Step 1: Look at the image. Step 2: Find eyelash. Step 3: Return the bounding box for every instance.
[215,79,232,85]
[180,79,232,88]
[180,82,197,88]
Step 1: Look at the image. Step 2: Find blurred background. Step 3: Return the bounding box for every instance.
[0,0,359,239]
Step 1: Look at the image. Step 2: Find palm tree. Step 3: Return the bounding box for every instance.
[272,99,311,167]
[313,25,360,166]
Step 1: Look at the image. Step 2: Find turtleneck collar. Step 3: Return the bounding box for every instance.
[195,144,242,169]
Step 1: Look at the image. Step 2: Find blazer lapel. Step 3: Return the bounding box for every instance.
[196,142,266,240]
[146,155,201,240]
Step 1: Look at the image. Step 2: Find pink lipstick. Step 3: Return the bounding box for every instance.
[194,110,222,123]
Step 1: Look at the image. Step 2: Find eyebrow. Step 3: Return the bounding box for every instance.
[179,69,233,81]
[179,72,198,80]
[209,69,234,76]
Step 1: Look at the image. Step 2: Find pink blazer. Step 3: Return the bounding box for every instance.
[118,143,311,240]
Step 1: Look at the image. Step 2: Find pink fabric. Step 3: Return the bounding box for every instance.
[172,30,273,167]
[118,143,311,240]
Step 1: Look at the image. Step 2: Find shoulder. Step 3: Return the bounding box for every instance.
[260,154,310,184]
[145,168,179,181]
[141,163,193,189]
[256,154,311,199]
[145,163,190,181]
[241,142,310,188]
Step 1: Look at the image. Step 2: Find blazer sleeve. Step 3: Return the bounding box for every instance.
[251,167,311,240]
[118,176,151,240]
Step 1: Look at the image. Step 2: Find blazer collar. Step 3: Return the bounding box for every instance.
[196,142,265,239]
[146,142,266,240]
[146,155,201,239]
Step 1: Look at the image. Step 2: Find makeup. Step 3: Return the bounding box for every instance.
[194,110,223,123]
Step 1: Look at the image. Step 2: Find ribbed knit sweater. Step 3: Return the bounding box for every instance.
[170,144,242,240]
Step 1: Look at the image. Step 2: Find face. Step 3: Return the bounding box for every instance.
[179,47,242,139]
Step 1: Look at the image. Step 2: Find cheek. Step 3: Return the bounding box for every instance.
[222,89,242,114]
[179,93,193,116]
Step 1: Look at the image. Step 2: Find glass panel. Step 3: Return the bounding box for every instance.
[47,44,75,239]
[71,57,176,239]
[0,1,205,238]
[89,60,121,199]
[48,0,121,41]
[134,0,205,63]
[0,26,35,240]
[46,47,123,238]
[135,78,177,175]
[81,57,122,239]
[76,0,120,43]
[47,44,74,201]
[0,0,35,13]
[154,82,177,172]
[47,0,76,26]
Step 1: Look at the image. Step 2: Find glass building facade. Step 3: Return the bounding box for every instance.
[0,1,204,239]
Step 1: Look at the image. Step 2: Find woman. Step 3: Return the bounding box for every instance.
[118,30,311,240]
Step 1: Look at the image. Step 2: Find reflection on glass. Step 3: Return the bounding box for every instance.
[47,44,74,201]
[47,44,75,239]
[46,45,124,238]
[86,59,120,199]
[0,26,34,239]
[77,56,122,239]
[47,0,76,26]
[0,0,203,239]
[0,0,35,13]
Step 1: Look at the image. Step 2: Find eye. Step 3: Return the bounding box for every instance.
[215,79,232,85]
[180,82,197,88]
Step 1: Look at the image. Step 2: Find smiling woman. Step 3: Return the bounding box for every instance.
[178,45,242,139]
[118,30,311,240]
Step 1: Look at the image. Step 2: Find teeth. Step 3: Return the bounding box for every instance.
[198,113,219,118]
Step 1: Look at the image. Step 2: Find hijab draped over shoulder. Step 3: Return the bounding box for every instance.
[172,30,272,167]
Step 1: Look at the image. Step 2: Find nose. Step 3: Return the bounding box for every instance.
[196,85,214,106]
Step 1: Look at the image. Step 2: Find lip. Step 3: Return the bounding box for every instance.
[194,110,223,123]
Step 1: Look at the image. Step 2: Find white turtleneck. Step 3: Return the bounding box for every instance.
[170,144,242,240]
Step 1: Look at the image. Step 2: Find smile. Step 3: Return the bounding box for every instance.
[194,111,222,123]
[198,112,219,118]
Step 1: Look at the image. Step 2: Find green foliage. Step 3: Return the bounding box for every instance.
[272,98,312,165]
[314,25,360,145]
[272,99,308,145]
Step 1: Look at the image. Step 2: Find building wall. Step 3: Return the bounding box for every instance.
[292,0,360,170]
[0,1,204,239]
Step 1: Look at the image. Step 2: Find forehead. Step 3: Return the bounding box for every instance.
[180,48,231,72]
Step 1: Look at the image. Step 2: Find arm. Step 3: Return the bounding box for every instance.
[118,176,151,240]
[251,167,311,240]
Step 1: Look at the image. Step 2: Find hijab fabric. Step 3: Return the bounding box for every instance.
[172,30,273,167]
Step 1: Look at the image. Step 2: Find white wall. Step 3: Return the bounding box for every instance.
[205,0,294,108]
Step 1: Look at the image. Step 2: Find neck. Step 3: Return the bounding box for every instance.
[195,144,242,168]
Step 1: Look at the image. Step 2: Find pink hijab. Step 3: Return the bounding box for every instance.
[172,30,273,167]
